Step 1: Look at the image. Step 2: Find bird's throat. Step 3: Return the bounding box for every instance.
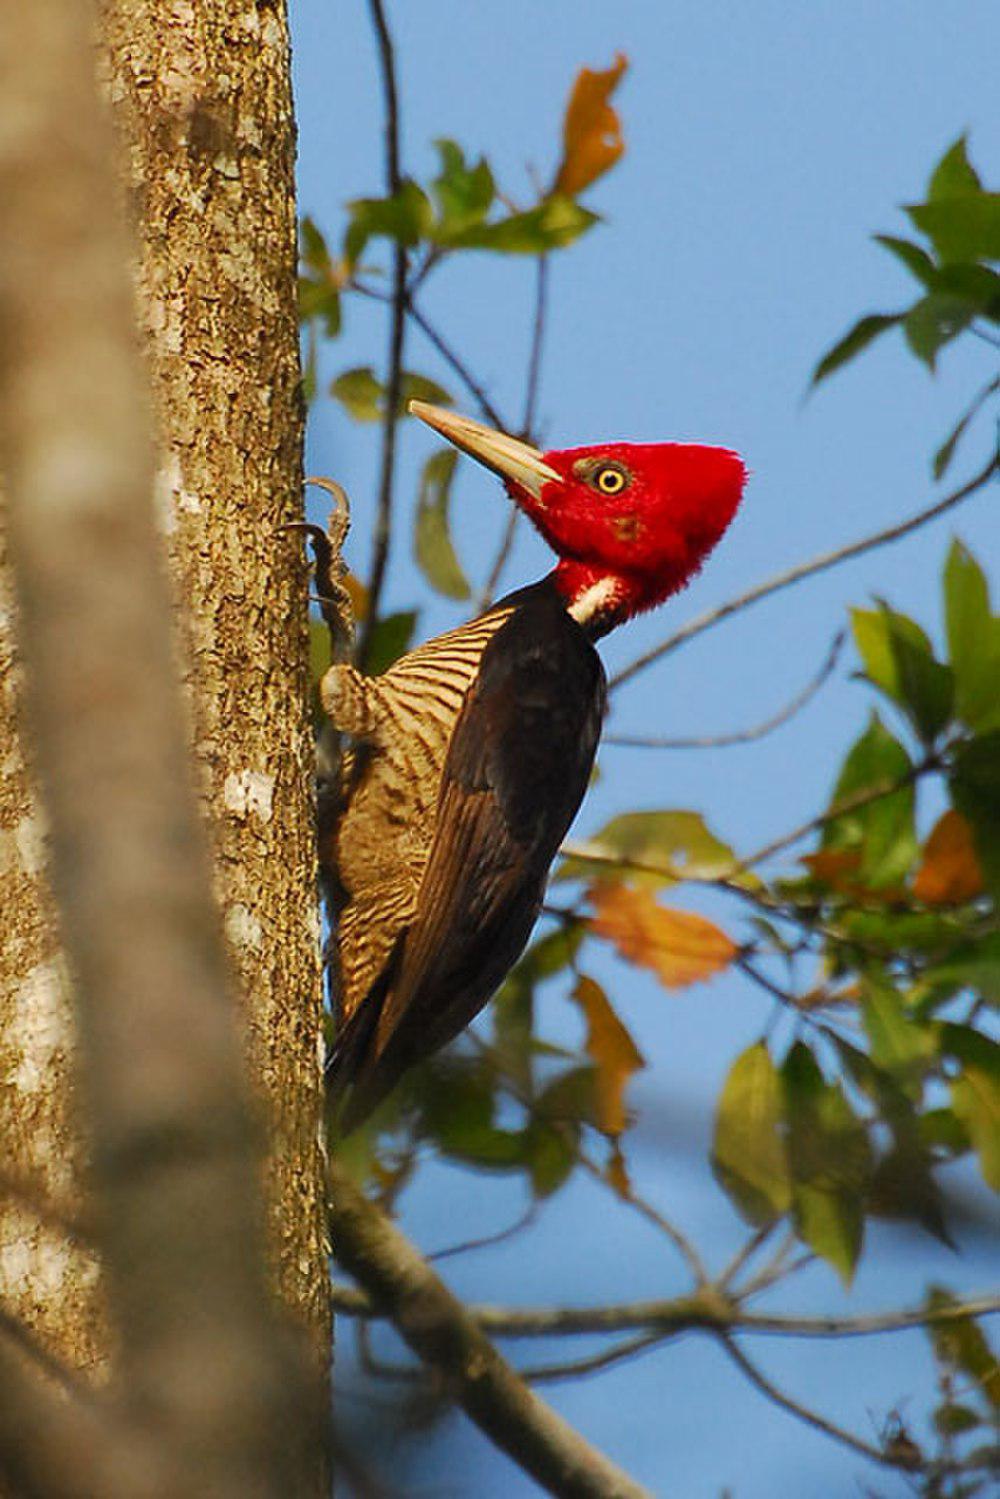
[553,562,633,638]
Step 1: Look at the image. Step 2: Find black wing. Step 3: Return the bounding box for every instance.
[331,589,605,1130]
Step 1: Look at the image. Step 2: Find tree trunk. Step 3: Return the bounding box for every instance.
[0,0,329,1394]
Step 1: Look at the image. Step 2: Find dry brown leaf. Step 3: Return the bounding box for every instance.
[913,809,984,905]
[553,54,628,198]
[572,975,644,1136]
[588,885,736,990]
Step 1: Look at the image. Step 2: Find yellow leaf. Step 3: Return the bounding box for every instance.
[913,809,984,905]
[572,975,644,1136]
[553,54,629,199]
[588,885,736,989]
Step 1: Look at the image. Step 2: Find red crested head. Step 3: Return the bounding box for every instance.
[409,403,746,635]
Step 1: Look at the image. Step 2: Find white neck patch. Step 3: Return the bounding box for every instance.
[567,576,620,625]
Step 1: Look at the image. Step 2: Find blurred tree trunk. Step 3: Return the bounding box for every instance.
[0,0,329,1390]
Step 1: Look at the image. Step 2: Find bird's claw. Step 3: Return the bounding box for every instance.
[276,478,355,656]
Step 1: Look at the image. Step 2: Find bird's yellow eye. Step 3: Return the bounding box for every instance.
[594,465,628,495]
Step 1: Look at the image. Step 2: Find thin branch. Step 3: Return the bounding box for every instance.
[522,254,549,441]
[735,751,940,875]
[427,1199,538,1263]
[578,1152,709,1288]
[520,1332,669,1386]
[717,1334,911,1470]
[605,631,845,750]
[610,450,1000,691]
[405,295,508,430]
[358,0,408,667]
[718,1224,777,1292]
[328,1281,1000,1343]
[475,255,551,612]
[327,1160,653,1499]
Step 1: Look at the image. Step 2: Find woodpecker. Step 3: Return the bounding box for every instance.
[323,401,746,1129]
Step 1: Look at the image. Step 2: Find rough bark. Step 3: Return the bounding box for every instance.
[0,0,329,1410]
[94,0,329,1358]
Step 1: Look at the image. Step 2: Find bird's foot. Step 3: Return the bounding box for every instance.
[277,477,355,658]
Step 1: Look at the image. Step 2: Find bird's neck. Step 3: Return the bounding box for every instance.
[551,561,634,639]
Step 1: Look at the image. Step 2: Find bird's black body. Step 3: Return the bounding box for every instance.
[326,578,606,1129]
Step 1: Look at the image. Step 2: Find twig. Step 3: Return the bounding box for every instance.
[327,1160,653,1499]
[606,631,845,750]
[717,1335,913,1470]
[427,1199,538,1262]
[358,0,408,667]
[579,1152,709,1288]
[405,296,507,430]
[610,450,1000,691]
[718,1224,777,1292]
[522,255,549,441]
[735,752,940,875]
[327,1282,1000,1343]
[475,256,551,611]
[520,1332,669,1385]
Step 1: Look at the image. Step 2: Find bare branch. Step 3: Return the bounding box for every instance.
[578,1152,709,1288]
[327,1160,653,1499]
[404,295,508,430]
[606,631,845,750]
[717,1335,909,1470]
[358,0,408,666]
[734,750,941,875]
[610,450,1000,691]
[328,1280,1000,1344]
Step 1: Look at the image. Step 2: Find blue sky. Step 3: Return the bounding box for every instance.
[292,3,999,1493]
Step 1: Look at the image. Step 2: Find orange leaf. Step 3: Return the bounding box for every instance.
[572,975,644,1136]
[553,54,628,199]
[588,885,736,990]
[800,849,862,887]
[913,810,984,905]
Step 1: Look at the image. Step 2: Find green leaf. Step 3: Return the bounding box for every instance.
[833,1037,952,1244]
[811,313,902,385]
[934,1403,981,1437]
[711,1042,791,1226]
[440,195,598,254]
[874,234,936,287]
[943,539,1000,730]
[431,139,495,238]
[904,292,973,369]
[298,277,342,338]
[781,1042,872,1284]
[329,366,383,421]
[906,193,1000,265]
[934,375,1000,479]
[918,930,1000,1008]
[859,978,935,1086]
[556,809,735,888]
[366,610,418,676]
[525,1110,578,1198]
[399,372,453,411]
[950,733,1000,897]
[851,604,953,743]
[929,137,983,200]
[931,261,1000,313]
[413,448,470,600]
[926,1285,1000,1408]
[823,713,917,886]
[344,179,434,266]
[942,1027,1000,1192]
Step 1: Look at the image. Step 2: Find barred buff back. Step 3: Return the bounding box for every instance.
[324,404,746,1129]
